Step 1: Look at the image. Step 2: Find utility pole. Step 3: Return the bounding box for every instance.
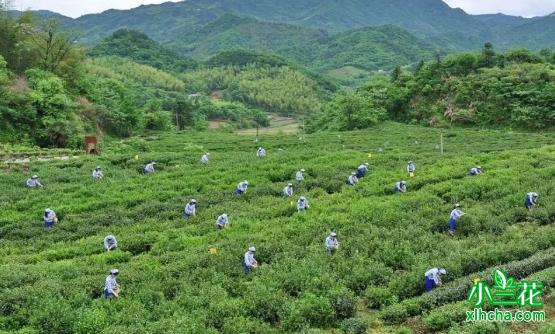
[440,131,444,155]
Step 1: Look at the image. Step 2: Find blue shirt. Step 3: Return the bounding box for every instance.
[297,199,308,210]
[105,274,117,293]
[44,211,56,223]
[26,178,42,187]
[296,171,304,181]
[216,215,228,227]
[325,236,338,250]
[244,251,256,266]
[407,163,415,173]
[184,203,196,216]
[450,208,463,220]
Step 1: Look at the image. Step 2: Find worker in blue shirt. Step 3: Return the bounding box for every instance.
[407,161,416,174]
[104,235,118,251]
[424,268,447,292]
[395,181,407,193]
[296,169,305,182]
[525,192,539,210]
[356,163,369,178]
[449,204,465,237]
[201,153,210,164]
[256,147,266,157]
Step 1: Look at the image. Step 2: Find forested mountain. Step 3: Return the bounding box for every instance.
[42,0,554,52]
[89,29,198,72]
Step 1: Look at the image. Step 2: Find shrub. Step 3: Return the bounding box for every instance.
[328,288,357,320]
[364,286,394,309]
[340,318,367,334]
[380,303,408,324]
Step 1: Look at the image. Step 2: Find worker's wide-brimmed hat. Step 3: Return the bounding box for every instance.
[45,208,52,212]
[300,169,305,172]
[532,192,539,197]
[110,269,119,275]
[330,232,337,237]
[206,153,210,155]
[96,166,101,169]
[439,269,447,275]
[408,161,413,163]
[300,196,306,200]
[351,172,356,175]
[476,166,482,169]
[244,180,249,184]
[288,183,293,186]
[222,213,227,217]
[364,163,369,166]
[454,203,461,208]
[190,199,197,203]
[401,181,406,184]
[248,246,256,252]
[32,175,38,179]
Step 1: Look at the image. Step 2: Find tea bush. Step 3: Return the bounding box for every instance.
[0,123,553,332]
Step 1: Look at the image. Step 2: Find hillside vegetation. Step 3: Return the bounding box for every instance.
[1,123,554,333]
[310,46,555,131]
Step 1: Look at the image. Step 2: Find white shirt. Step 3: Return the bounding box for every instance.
[297,199,308,210]
[92,170,103,179]
[257,148,266,157]
[407,163,416,173]
[238,182,248,192]
[201,155,209,164]
[450,208,463,220]
[184,203,196,216]
[26,178,42,187]
[325,236,338,250]
[283,186,293,197]
[395,182,406,192]
[216,215,228,227]
[348,175,358,185]
[244,251,256,266]
[296,171,304,181]
[358,165,368,172]
[105,274,117,293]
[44,211,57,223]
[144,163,155,173]
[104,235,117,250]
[425,268,442,284]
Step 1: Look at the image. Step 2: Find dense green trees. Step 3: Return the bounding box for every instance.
[311,46,555,131]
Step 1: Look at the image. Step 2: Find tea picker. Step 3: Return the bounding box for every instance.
[449,204,465,237]
[43,208,58,228]
[104,235,118,251]
[103,269,120,298]
[469,166,482,176]
[296,169,305,182]
[235,180,249,195]
[92,166,104,180]
[395,181,407,193]
[243,246,258,273]
[346,172,358,186]
[201,153,210,164]
[424,268,447,292]
[256,147,266,157]
[283,183,294,197]
[407,161,416,175]
[144,161,156,174]
[297,196,309,212]
[325,232,339,253]
[26,175,43,188]
[356,163,369,178]
[216,213,229,229]
[183,199,197,219]
[525,192,539,210]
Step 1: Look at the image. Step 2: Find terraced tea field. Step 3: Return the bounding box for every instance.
[0,123,554,333]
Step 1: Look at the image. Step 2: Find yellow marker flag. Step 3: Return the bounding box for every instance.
[368,153,372,158]
[134,155,139,160]
[409,172,415,178]
[290,201,294,207]
[209,247,217,255]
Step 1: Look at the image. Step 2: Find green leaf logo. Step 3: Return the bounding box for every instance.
[495,270,507,289]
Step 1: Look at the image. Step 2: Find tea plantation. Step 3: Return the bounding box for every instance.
[1,123,554,334]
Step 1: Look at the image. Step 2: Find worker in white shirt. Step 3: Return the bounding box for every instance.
[236,180,249,195]
[216,213,229,229]
[183,199,197,219]
[325,232,339,253]
[395,181,407,193]
[103,269,120,298]
[424,268,447,292]
[283,183,294,197]
[43,208,58,228]
[144,161,156,174]
[346,172,358,186]
[26,175,43,188]
[525,192,539,210]
[296,169,305,182]
[449,204,465,237]
[92,166,104,180]
[356,163,369,178]
[201,153,210,164]
[256,147,266,157]
[243,246,258,273]
[104,235,118,251]
[297,196,309,212]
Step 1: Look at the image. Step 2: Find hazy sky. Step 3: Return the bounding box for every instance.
[9,0,555,18]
